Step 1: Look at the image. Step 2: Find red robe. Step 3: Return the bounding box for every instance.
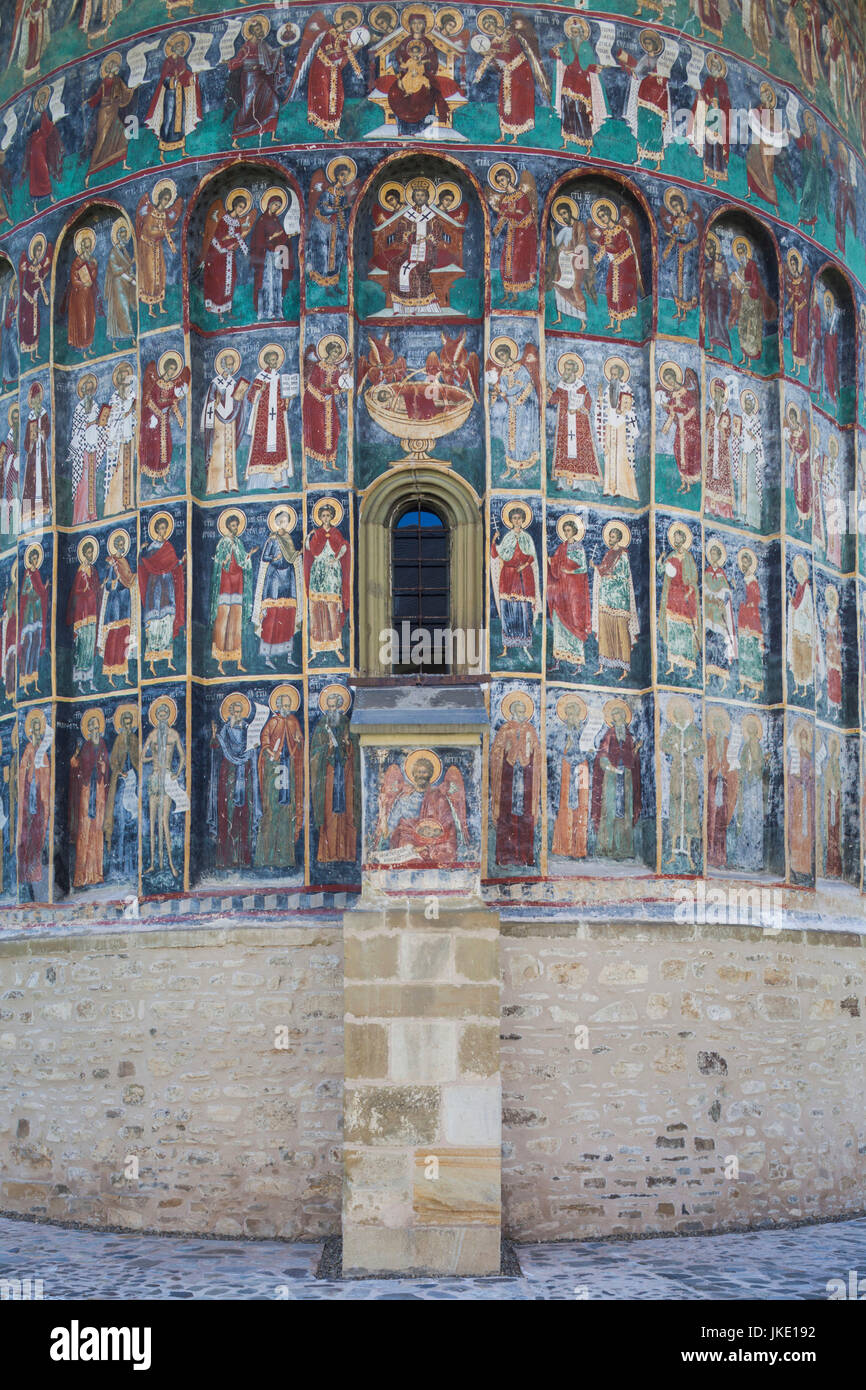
[589,223,640,324]
[138,540,185,639]
[547,540,590,643]
[18,248,50,353]
[140,366,188,481]
[304,525,350,648]
[203,214,247,315]
[491,721,540,866]
[66,564,100,631]
[492,189,537,294]
[590,727,641,829]
[26,112,63,199]
[549,382,600,485]
[786,269,810,367]
[70,737,109,888]
[250,212,294,305]
[64,255,99,351]
[488,35,535,136]
[303,362,342,465]
[307,27,357,135]
[665,383,701,483]
[18,738,49,886]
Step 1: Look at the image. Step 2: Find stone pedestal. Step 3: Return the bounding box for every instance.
[342,903,501,1277]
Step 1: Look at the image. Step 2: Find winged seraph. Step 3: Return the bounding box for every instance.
[510,16,551,103]
[659,196,704,255]
[518,168,538,221]
[288,11,332,98]
[375,761,408,847]
[358,332,406,390]
[437,331,480,399]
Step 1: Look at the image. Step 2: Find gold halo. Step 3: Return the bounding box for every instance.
[34,83,50,107]
[603,697,632,727]
[378,179,406,211]
[501,499,532,529]
[667,695,694,727]
[705,231,720,257]
[111,217,131,243]
[663,186,687,214]
[225,187,252,216]
[404,747,443,784]
[435,5,463,30]
[551,195,580,226]
[269,683,300,713]
[370,4,398,32]
[157,350,183,378]
[739,388,758,412]
[258,342,285,371]
[556,692,587,725]
[148,510,175,541]
[220,691,251,723]
[267,503,297,532]
[603,355,631,383]
[740,712,763,740]
[738,546,757,572]
[706,51,727,76]
[112,702,138,733]
[318,683,351,713]
[80,707,105,737]
[401,3,434,31]
[556,513,585,542]
[639,28,664,52]
[77,372,98,398]
[705,537,727,566]
[406,175,434,202]
[148,695,177,728]
[107,528,130,555]
[602,519,631,548]
[668,520,693,549]
[563,14,590,41]
[151,177,177,206]
[6,402,18,425]
[658,360,683,386]
[26,381,43,402]
[260,185,288,215]
[487,160,517,189]
[732,236,753,261]
[77,535,98,564]
[217,507,247,538]
[312,496,344,527]
[24,541,43,569]
[73,226,96,257]
[165,29,191,55]
[489,334,518,361]
[825,583,839,608]
[334,4,363,25]
[477,7,505,30]
[500,689,534,722]
[28,233,46,260]
[24,708,46,741]
[786,248,802,271]
[759,82,776,108]
[823,288,835,311]
[100,49,123,76]
[556,351,584,378]
[112,359,134,387]
[434,180,462,210]
[316,334,348,362]
[792,553,809,582]
[242,14,270,39]
[215,346,242,376]
[706,705,730,734]
[326,155,357,184]
[791,716,811,745]
[591,198,618,225]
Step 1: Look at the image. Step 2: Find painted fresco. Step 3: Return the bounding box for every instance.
[0,0,863,908]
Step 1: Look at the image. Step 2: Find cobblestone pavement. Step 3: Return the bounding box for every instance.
[1,1215,864,1300]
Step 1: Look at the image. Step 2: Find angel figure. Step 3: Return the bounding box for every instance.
[375,751,468,868]
[140,352,189,485]
[289,8,368,138]
[486,336,540,482]
[473,11,550,143]
[588,197,644,333]
[659,189,702,322]
[425,331,480,398]
[308,157,358,289]
[357,331,408,390]
[486,163,538,305]
[490,502,542,657]
[197,189,256,320]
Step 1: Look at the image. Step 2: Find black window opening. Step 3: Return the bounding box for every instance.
[391,503,451,674]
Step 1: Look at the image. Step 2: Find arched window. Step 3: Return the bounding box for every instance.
[391,502,451,673]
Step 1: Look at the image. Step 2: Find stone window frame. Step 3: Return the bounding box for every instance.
[358,466,483,677]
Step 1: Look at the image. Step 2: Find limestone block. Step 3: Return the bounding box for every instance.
[344,1086,440,1146]
[442,1084,500,1146]
[413,1148,500,1226]
[390,1021,457,1083]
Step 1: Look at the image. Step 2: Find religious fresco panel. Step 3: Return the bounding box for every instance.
[17,530,52,703]
[0,716,17,904]
[489,494,543,676]
[141,683,187,898]
[190,679,305,887]
[545,335,649,507]
[304,314,351,487]
[192,500,304,680]
[138,331,189,505]
[307,674,360,888]
[487,678,542,877]
[17,701,52,904]
[702,367,780,533]
[704,702,784,879]
[19,366,52,534]
[815,725,859,884]
[659,690,703,875]
[655,512,702,690]
[786,712,816,888]
[0,551,17,715]
[54,696,140,899]
[814,568,856,728]
[57,516,138,699]
[546,684,655,874]
[782,379,814,542]
[54,357,139,527]
[785,543,816,709]
[545,502,650,690]
[703,215,779,378]
[487,316,541,491]
[303,489,352,672]
[138,500,186,681]
[703,527,782,705]
[53,207,138,368]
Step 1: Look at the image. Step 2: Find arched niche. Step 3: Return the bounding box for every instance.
[184,161,302,331]
[358,465,483,677]
[0,251,18,549]
[184,161,303,500]
[351,154,486,494]
[0,252,18,396]
[809,263,856,426]
[702,211,780,378]
[53,202,138,366]
[541,172,654,342]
